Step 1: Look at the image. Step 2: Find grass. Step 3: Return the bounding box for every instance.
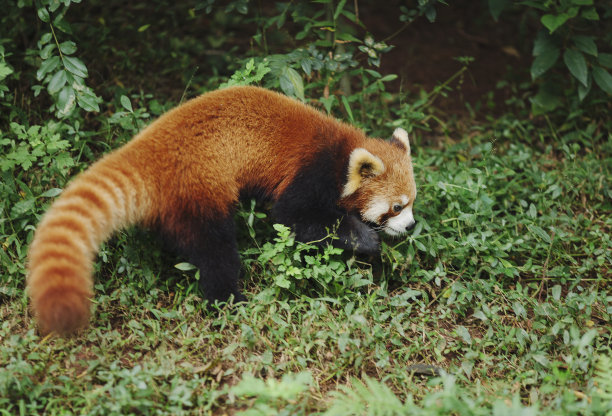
[1,105,610,414]
[1,3,611,413]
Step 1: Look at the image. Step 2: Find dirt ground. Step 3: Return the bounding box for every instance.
[361,1,532,118]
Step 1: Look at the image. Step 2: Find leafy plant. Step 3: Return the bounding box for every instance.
[324,374,545,415]
[324,376,411,416]
[591,353,612,412]
[253,224,372,297]
[219,58,271,90]
[0,45,14,101]
[31,0,101,117]
[0,122,74,175]
[490,0,612,114]
[228,372,312,415]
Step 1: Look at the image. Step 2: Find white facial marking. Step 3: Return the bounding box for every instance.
[400,195,409,206]
[385,207,414,236]
[362,199,389,224]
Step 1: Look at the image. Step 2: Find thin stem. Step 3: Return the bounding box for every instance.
[49,23,64,63]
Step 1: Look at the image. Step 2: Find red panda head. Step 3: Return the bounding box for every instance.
[340,128,417,236]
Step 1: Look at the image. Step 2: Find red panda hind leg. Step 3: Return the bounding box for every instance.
[159,210,246,304]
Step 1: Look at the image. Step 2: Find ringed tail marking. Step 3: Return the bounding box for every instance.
[27,158,152,335]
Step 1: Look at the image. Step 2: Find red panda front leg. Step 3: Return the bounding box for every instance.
[338,214,381,256]
[271,149,381,256]
[273,201,380,256]
[161,212,246,304]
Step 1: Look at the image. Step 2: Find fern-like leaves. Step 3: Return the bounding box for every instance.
[592,353,612,414]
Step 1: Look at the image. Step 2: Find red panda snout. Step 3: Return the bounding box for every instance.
[361,195,416,236]
[385,204,415,236]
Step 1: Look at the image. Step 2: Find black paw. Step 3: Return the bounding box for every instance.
[231,292,247,303]
[205,291,246,305]
[339,215,381,256]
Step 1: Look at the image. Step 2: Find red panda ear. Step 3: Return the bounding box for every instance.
[391,128,411,155]
[342,148,385,197]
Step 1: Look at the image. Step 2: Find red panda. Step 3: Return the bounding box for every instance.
[26,86,417,335]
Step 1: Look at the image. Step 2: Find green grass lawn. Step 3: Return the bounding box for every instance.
[2,1,611,413]
[1,108,610,414]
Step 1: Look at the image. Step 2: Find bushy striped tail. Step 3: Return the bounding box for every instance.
[27,156,151,335]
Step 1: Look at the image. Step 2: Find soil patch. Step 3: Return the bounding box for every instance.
[361,1,533,119]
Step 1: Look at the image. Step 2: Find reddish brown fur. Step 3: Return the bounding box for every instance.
[340,140,416,218]
[27,86,412,335]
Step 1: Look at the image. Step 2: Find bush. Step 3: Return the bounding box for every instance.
[491,0,612,115]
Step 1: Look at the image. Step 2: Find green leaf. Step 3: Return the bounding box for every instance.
[533,30,557,57]
[563,49,588,86]
[174,262,196,271]
[53,16,73,34]
[279,67,304,102]
[528,203,537,218]
[11,198,36,218]
[380,74,398,82]
[319,95,336,114]
[120,95,133,112]
[532,354,550,367]
[77,89,101,112]
[488,0,509,21]
[36,56,60,80]
[336,32,361,43]
[552,285,562,301]
[341,10,358,23]
[40,44,56,60]
[567,7,579,18]
[592,66,612,94]
[39,32,53,45]
[529,225,552,244]
[47,70,68,94]
[333,0,347,21]
[541,13,570,34]
[531,46,559,79]
[63,56,88,78]
[57,86,76,116]
[300,59,312,76]
[47,1,62,12]
[455,325,472,344]
[573,36,597,56]
[341,95,354,123]
[314,39,333,48]
[598,53,612,69]
[37,7,50,23]
[275,274,291,289]
[578,75,591,101]
[521,1,547,10]
[40,188,63,198]
[581,7,599,20]
[424,5,436,22]
[59,41,77,55]
[512,301,527,319]
[0,63,14,81]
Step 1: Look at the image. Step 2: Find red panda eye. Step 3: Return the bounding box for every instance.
[392,204,402,213]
